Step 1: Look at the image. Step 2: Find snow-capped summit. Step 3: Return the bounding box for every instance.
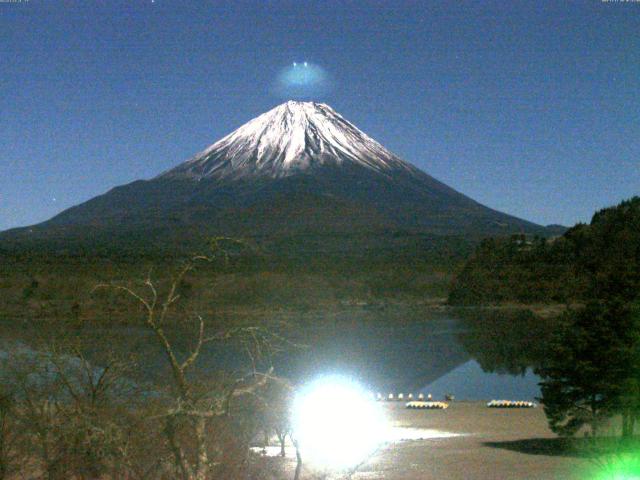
[161,101,416,180]
[2,100,550,250]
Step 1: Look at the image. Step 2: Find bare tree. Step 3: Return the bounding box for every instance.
[0,238,295,479]
[0,390,17,480]
[2,330,140,480]
[258,379,293,458]
[94,239,292,480]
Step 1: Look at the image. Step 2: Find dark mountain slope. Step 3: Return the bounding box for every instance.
[1,101,552,257]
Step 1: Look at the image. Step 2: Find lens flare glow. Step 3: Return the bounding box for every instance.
[590,453,640,480]
[292,376,387,471]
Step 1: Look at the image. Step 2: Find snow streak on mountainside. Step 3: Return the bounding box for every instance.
[0,99,552,251]
[161,101,418,180]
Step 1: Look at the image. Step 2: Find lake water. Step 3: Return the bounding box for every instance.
[271,307,545,401]
[0,307,546,401]
[421,360,540,401]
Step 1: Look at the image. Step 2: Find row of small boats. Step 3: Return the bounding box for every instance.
[376,393,435,402]
[375,393,536,409]
[405,399,537,410]
[487,400,536,408]
[406,401,449,409]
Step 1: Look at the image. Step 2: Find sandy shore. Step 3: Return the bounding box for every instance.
[353,402,590,480]
[267,401,593,479]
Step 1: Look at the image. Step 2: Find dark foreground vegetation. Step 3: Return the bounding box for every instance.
[1,198,639,478]
[449,196,640,305]
[0,232,475,326]
[0,243,300,480]
[453,197,640,463]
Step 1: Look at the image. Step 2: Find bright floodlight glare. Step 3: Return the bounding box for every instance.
[292,376,387,471]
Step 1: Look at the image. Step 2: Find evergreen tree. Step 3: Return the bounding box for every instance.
[538,301,640,437]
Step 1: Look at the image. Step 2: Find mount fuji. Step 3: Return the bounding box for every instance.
[1,101,551,254]
[160,101,419,180]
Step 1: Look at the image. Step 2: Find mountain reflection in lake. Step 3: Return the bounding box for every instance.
[278,312,469,393]
[277,307,556,400]
[422,360,541,401]
[0,306,559,401]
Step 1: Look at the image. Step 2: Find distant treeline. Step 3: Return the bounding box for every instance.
[449,196,640,305]
[0,229,475,273]
[0,231,478,324]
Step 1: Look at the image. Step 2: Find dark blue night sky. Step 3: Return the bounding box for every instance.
[2,1,639,230]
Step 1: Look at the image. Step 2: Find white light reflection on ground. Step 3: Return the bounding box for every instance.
[385,426,464,442]
[251,427,465,458]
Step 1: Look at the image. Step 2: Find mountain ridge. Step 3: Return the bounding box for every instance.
[0,101,554,255]
[159,101,417,181]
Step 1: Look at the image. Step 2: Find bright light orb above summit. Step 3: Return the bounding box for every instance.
[274,62,331,99]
